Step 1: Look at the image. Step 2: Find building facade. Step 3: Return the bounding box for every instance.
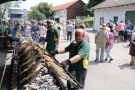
[53,0,85,23]
[53,9,67,23]
[90,0,135,30]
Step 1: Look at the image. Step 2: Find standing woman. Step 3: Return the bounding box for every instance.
[105,27,114,62]
[11,22,21,42]
[6,23,14,47]
[129,29,135,65]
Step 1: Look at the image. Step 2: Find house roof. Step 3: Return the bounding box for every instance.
[52,0,78,11]
[90,0,135,11]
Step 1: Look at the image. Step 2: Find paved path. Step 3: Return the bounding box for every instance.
[0,47,13,90]
[0,28,135,90]
[56,28,135,90]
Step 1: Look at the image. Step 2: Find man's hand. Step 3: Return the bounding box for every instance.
[50,50,58,56]
[61,59,71,68]
[32,32,34,34]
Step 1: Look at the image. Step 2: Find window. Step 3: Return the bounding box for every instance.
[10,14,23,18]
[100,17,104,25]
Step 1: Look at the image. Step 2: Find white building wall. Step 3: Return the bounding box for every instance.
[54,9,67,23]
[23,9,28,20]
[93,4,135,30]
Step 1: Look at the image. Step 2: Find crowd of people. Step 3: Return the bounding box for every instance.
[0,19,90,90]
[0,20,88,47]
[95,20,135,66]
[1,18,135,90]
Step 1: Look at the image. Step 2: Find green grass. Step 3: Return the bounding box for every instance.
[79,17,94,27]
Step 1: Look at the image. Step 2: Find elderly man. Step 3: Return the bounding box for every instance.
[50,29,90,90]
[23,21,31,37]
[66,21,73,42]
[95,24,109,63]
[44,20,60,53]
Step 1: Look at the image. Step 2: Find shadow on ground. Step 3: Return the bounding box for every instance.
[118,63,135,70]
[89,60,99,65]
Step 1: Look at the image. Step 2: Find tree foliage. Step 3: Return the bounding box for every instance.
[36,2,53,19]
[12,1,20,7]
[28,2,52,20]
[84,0,105,15]
[28,8,46,20]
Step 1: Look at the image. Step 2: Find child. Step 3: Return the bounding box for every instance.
[114,29,119,42]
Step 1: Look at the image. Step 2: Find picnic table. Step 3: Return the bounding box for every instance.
[0,36,7,38]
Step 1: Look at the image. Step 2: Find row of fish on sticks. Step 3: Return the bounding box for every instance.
[15,39,78,89]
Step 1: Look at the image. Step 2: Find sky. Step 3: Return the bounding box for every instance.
[20,0,88,11]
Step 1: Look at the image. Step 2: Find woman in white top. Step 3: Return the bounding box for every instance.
[38,23,47,43]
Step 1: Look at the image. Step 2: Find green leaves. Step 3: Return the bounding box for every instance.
[36,2,53,19]
[84,0,105,16]
[28,9,46,20]
[28,2,52,20]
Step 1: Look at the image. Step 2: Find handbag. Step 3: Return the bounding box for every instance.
[127,30,132,35]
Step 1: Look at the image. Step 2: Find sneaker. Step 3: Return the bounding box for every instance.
[130,62,133,65]
[109,59,113,63]
[95,59,99,62]
[105,59,108,61]
[100,60,104,63]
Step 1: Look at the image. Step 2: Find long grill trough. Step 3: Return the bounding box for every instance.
[6,38,82,90]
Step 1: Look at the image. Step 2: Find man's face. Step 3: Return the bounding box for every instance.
[32,22,36,26]
[128,20,130,23]
[47,22,52,28]
[75,32,84,43]
[24,22,28,26]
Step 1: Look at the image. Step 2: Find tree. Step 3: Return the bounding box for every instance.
[1,2,13,18]
[84,0,105,15]
[12,1,20,7]
[36,2,53,19]
[28,8,46,20]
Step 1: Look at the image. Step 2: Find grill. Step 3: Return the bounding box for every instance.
[6,38,82,90]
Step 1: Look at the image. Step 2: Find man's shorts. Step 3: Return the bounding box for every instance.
[76,69,87,89]
[39,37,45,43]
[119,31,125,36]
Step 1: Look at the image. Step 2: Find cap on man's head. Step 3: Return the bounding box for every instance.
[102,24,106,27]
[47,20,52,23]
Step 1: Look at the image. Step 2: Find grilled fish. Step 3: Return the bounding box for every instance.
[19,50,37,66]
[43,58,77,85]
[19,45,27,52]
[19,60,40,81]
[20,43,33,56]
[19,50,33,64]
[20,55,37,73]
[21,67,43,86]
[43,55,62,67]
